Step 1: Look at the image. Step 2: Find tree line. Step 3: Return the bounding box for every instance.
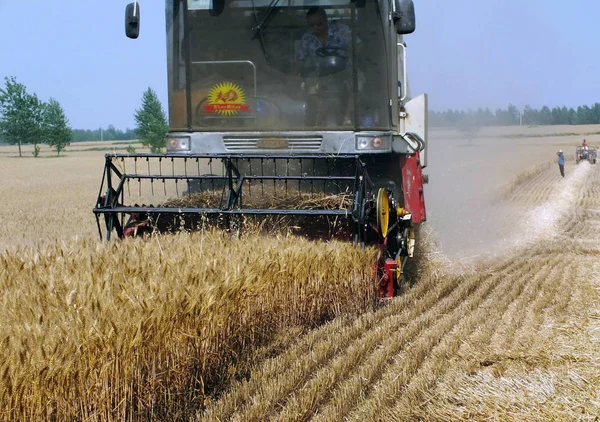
[72,127,137,143]
[430,103,600,128]
[0,125,137,145]
[0,77,72,156]
[0,76,168,155]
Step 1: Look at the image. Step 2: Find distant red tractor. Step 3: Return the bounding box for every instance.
[576,146,597,164]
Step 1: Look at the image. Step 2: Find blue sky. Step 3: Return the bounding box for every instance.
[0,1,598,129]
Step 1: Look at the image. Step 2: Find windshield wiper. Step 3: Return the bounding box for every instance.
[250,0,281,63]
[252,0,280,36]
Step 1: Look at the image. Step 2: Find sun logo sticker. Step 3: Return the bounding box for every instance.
[204,82,250,115]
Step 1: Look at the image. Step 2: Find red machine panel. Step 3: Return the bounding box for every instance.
[400,151,427,224]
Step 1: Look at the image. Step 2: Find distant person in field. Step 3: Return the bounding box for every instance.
[557,149,565,177]
[579,139,590,160]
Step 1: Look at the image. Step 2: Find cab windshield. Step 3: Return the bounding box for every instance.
[166,0,390,131]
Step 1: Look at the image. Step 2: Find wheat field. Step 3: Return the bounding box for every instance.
[0,143,133,250]
[1,127,600,420]
[0,232,376,420]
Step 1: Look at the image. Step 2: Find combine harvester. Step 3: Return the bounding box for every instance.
[94,0,429,298]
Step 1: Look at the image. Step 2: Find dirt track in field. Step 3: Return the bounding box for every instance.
[197,128,600,421]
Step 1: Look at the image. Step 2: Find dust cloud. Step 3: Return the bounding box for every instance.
[423,125,597,263]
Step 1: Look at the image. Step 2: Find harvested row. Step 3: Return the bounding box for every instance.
[420,253,599,421]
[275,255,533,422]
[349,254,563,421]
[503,161,557,205]
[198,251,537,421]
[396,161,600,420]
[384,252,568,421]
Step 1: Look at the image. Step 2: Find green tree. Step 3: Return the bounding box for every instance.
[591,103,600,124]
[43,98,72,155]
[575,105,594,125]
[0,76,45,157]
[523,105,539,125]
[134,88,168,153]
[539,106,552,125]
[551,107,563,125]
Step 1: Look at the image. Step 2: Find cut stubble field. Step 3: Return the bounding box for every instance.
[1,126,600,420]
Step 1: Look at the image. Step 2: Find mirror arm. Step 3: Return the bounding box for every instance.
[398,42,407,102]
[390,0,401,21]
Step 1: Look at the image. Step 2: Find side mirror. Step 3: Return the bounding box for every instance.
[393,0,415,35]
[125,2,141,39]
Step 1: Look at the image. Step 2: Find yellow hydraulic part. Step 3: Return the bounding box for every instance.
[396,255,402,281]
[407,228,416,257]
[396,206,409,217]
[376,188,390,236]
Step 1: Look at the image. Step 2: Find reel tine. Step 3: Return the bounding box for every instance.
[311,158,316,194]
[326,157,330,194]
[235,157,239,194]
[199,159,204,193]
[338,158,342,194]
[124,157,131,197]
[171,157,179,197]
[273,158,276,195]
[195,157,200,196]
[184,157,188,196]
[248,158,252,196]
[299,158,303,193]
[261,158,265,196]
[285,158,289,197]
[209,158,215,192]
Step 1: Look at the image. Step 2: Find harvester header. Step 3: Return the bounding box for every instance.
[94,0,429,298]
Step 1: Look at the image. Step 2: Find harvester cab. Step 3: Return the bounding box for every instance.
[94,0,429,298]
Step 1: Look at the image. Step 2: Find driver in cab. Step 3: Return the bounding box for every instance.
[293,7,355,74]
[293,7,359,126]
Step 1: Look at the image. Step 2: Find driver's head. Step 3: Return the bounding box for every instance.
[306,7,328,38]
